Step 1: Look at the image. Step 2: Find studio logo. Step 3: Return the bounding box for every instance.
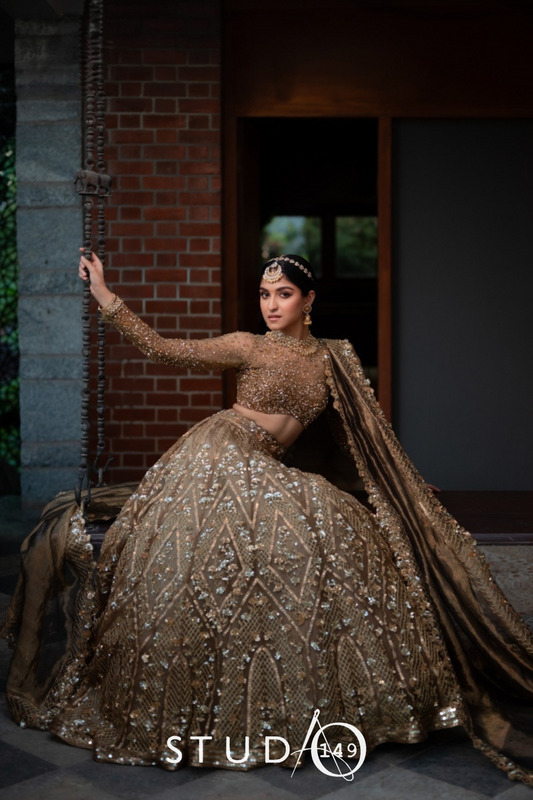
[290,708,367,779]
[166,709,366,780]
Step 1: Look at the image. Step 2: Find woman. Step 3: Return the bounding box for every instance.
[3,252,533,782]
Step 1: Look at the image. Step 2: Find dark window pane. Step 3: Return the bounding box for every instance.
[335,216,377,277]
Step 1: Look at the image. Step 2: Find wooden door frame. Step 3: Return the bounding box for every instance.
[377,116,392,420]
[222,1,533,420]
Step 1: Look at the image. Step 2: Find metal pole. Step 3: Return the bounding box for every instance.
[74,0,112,510]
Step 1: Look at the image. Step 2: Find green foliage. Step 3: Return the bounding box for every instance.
[261,216,378,279]
[0,425,20,470]
[302,218,321,273]
[0,133,20,472]
[0,376,18,413]
[336,217,377,277]
[261,217,322,275]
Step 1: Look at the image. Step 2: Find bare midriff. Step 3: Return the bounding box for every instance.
[232,403,304,448]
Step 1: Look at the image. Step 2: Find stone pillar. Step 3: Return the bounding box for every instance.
[16,18,83,506]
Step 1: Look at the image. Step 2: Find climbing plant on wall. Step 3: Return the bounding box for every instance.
[0,68,19,489]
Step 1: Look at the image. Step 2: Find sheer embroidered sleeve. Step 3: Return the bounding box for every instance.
[99,296,254,371]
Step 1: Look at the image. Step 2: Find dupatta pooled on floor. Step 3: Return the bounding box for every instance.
[0,484,138,728]
[323,338,533,784]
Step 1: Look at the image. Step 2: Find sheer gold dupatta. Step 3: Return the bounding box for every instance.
[1,484,137,729]
[324,339,533,784]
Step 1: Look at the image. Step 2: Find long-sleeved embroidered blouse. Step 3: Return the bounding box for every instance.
[100,298,329,428]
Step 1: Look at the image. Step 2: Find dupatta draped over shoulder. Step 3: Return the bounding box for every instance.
[323,338,533,783]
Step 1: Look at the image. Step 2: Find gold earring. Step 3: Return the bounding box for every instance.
[303,304,312,326]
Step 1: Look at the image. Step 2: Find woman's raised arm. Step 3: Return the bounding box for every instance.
[79,251,254,372]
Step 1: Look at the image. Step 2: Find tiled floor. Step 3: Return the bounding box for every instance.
[1,496,532,799]
[1,701,532,800]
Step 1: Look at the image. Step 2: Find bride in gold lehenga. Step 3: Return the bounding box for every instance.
[2,252,533,783]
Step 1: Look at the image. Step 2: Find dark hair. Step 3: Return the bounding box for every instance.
[260,254,316,296]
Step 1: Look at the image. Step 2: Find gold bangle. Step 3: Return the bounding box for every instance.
[98,294,124,317]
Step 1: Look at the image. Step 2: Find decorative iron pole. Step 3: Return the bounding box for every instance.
[74,0,112,510]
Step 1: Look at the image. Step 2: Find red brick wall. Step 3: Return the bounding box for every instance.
[96,0,222,483]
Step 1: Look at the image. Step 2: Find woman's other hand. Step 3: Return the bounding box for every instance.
[78,248,114,308]
[426,483,441,494]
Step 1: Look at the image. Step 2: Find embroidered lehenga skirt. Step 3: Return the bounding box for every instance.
[1,408,465,769]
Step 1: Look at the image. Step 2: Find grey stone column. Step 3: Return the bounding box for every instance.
[16,18,83,506]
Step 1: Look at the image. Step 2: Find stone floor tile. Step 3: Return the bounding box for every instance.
[256,750,388,798]
[66,757,215,799]
[365,726,469,768]
[155,768,302,800]
[1,726,93,767]
[318,765,489,800]
[0,738,58,790]
[0,701,14,735]
[400,737,516,797]
[495,783,533,799]
[481,546,533,630]
[0,769,121,800]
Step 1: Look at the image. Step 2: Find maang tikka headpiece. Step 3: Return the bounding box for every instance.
[262,255,313,283]
[263,260,283,283]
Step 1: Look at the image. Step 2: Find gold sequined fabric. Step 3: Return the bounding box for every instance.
[0,484,138,729]
[2,306,533,785]
[48,409,464,768]
[324,339,533,785]
[99,301,329,428]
